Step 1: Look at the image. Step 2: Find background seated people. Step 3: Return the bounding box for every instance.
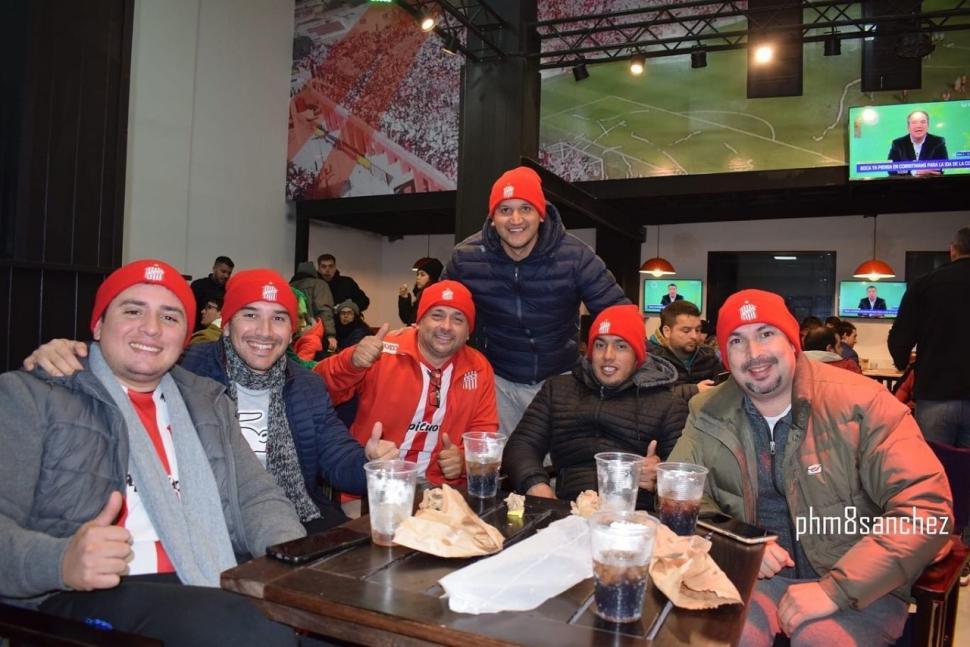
[290,261,336,353]
[669,289,952,647]
[190,296,222,345]
[398,256,443,325]
[317,253,370,313]
[334,299,371,350]
[504,304,687,510]
[25,269,397,532]
[836,321,860,363]
[824,316,841,329]
[315,281,497,487]
[2,259,304,646]
[799,316,823,347]
[648,300,721,402]
[802,327,862,373]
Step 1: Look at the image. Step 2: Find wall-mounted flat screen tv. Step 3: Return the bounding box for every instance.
[838,281,907,319]
[642,279,703,314]
[848,100,970,180]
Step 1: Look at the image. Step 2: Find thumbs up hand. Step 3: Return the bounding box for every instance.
[351,323,389,369]
[62,491,133,591]
[639,440,660,492]
[437,433,463,480]
[364,421,399,461]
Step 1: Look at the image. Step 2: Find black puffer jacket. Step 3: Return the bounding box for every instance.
[444,204,628,384]
[503,354,688,511]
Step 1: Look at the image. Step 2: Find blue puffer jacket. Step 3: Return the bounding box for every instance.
[444,203,629,384]
[181,342,367,504]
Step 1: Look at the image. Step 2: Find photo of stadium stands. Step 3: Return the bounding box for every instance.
[287,0,970,199]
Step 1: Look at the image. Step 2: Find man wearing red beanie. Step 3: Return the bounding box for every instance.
[24,267,399,532]
[504,304,687,510]
[669,289,952,646]
[316,280,498,487]
[444,165,628,439]
[4,259,307,645]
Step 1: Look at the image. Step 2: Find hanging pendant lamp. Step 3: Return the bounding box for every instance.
[853,215,896,281]
[640,225,676,277]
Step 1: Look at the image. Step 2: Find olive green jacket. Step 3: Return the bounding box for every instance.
[669,355,952,610]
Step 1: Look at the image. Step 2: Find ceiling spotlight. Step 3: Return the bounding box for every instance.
[629,54,645,76]
[572,63,590,82]
[823,34,841,56]
[690,49,707,69]
[419,15,435,32]
[752,44,774,64]
[441,33,459,56]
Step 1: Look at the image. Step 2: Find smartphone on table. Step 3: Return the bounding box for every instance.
[266,527,370,564]
[696,511,777,544]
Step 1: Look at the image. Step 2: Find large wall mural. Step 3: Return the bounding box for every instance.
[287,0,969,199]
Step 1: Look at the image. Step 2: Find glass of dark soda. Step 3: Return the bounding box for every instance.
[655,462,708,536]
[588,510,658,623]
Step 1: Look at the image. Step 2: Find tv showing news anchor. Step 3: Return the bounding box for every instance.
[848,101,970,180]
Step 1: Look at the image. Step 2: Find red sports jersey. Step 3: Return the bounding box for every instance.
[315,327,498,486]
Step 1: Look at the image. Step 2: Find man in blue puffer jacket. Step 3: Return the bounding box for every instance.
[444,166,628,436]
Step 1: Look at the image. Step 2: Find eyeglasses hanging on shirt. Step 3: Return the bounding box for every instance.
[428,368,442,409]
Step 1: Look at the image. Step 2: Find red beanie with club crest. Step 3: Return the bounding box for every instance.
[716,289,801,369]
[90,259,196,346]
[416,280,476,331]
[221,269,298,329]
[587,304,647,367]
[488,166,547,219]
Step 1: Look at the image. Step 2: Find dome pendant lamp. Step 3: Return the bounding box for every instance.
[640,225,676,277]
[853,215,896,281]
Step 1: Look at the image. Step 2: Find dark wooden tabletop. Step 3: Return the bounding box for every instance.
[222,495,764,647]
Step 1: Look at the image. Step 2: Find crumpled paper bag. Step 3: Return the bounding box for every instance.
[648,524,742,609]
[439,514,592,614]
[392,484,505,558]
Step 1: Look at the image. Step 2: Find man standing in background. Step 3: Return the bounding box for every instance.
[889,226,970,447]
[190,255,234,331]
[317,253,370,313]
[444,166,628,436]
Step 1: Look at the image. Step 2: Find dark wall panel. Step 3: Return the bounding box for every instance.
[0,0,132,372]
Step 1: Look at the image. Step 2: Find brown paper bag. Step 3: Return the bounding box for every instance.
[648,524,742,609]
[392,484,505,557]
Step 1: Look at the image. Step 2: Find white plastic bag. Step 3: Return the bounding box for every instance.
[438,514,592,614]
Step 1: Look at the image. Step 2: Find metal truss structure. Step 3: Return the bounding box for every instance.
[394,0,970,69]
[393,0,507,62]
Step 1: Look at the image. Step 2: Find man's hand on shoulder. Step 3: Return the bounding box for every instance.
[351,323,389,369]
[62,491,132,591]
[696,379,717,393]
[778,581,839,636]
[23,339,88,376]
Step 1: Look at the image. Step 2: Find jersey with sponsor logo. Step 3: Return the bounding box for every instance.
[315,327,498,486]
[120,389,179,575]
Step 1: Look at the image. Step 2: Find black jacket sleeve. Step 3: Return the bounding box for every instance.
[398,294,416,325]
[888,286,918,370]
[655,392,689,459]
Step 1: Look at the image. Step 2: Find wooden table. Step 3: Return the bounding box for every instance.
[863,368,905,391]
[222,495,765,646]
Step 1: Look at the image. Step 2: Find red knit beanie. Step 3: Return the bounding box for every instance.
[716,289,801,369]
[587,304,647,367]
[488,166,547,219]
[221,269,298,329]
[416,280,476,331]
[90,259,195,346]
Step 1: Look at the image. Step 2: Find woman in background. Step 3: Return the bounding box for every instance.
[398,256,443,325]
